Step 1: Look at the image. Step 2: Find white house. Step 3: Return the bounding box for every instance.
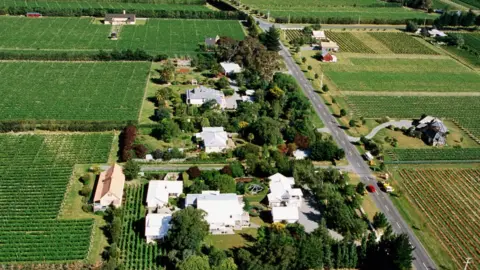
[145,213,172,243]
[195,127,229,153]
[312,30,326,41]
[93,164,125,212]
[186,191,250,234]
[146,180,184,211]
[104,11,136,25]
[186,86,226,109]
[267,173,303,208]
[272,206,299,223]
[220,62,242,75]
[428,29,447,37]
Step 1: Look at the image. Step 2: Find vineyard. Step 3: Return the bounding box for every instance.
[368,32,438,54]
[0,134,113,263]
[0,61,150,121]
[284,30,307,42]
[398,169,480,269]
[325,31,375,53]
[0,17,245,54]
[120,185,162,270]
[0,0,209,11]
[345,96,480,139]
[385,148,480,163]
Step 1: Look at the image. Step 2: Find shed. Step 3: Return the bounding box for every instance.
[321,50,337,63]
[26,12,42,17]
[272,206,299,223]
[205,35,220,46]
[312,30,326,40]
[105,11,136,25]
[320,41,339,52]
[220,62,242,75]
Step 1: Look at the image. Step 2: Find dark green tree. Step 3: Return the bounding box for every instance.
[264,26,281,51]
[123,160,140,180]
[373,212,389,229]
[167,207,209,251]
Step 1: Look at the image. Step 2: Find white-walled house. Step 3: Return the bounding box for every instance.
[220,62,242,76]
[186,191,250,234]
[145,213,172,243]
[272,206,299,223]
[195,127,229,153]
[267,173,303,208]
[146,180,184,211]
[186,86,226,108]
[93,164,125,212]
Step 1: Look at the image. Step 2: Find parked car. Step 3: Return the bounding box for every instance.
[366,185,376,193]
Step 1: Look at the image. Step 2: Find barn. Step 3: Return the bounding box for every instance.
[321,50,337,63]
[26,12,42,18]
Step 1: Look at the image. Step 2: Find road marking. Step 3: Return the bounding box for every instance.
[422,262,428,270]
[396,222,401,229]
[385,206,390,212]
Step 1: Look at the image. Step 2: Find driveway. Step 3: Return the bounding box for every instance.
[298,194,344,240]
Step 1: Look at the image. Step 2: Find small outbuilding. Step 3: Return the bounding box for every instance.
[205,35,220,47]
[428,29,447,38]
[220,62,242,76]
[320,50,337,63]
[105,11,136,25]
[320,41,339,52]
[311,30,326,41]
[26,12,42,18]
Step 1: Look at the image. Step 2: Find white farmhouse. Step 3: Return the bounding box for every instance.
[220,62,242,76]
[186,86,226,109]
[267,173,303,208]
[195,127,229,153]
[272,206,299,223]
[186,191,250,234]
[146,180,184,211]
[145,213,172,243]
[93,164,125,212]
[312,30,326,41]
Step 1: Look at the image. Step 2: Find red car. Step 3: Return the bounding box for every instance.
[366,185,376,193]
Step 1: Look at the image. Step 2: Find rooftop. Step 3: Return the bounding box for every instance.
[272,206,299,221]
[195,127,228,148]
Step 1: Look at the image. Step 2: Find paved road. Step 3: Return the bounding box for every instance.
[256,19,437,270]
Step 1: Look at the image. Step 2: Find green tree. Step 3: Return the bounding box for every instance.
[406,21,418,32]
[309,140,340,161]
[268,85,285,99]
[153,119,181,142]
[249,117,283,145]
[356,182,366,195]
[373,212,389,229]
[158,61,175,83]
[167,207,209,251]
[207,174,236,193]
[349,119,357,128]
[213,258,237,270]
[264,26,281,51]
[340,109,347,117]
[389,233,415,270]
[322,84,329,92]
[123,160,139,180]
[247,133,255,143]
[296,235,324,269]
[177,255,211,270]
[216,76,230,89]
[230,161,245,177]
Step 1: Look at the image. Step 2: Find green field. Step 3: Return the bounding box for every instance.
[386,148,480,162]
[322,58,480,92]
[0,17,245,54]
[0,61,150,121]
[445,33,480,68]
[368,32,439,54]
[0,134,113,263]
[120,185,161,270]
[325,31,375,53]
[0,0,209,10]
[345,96,480,138]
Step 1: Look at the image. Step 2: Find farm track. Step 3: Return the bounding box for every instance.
[399,169,480,268]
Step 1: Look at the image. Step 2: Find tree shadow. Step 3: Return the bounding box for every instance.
[240,233,256,243]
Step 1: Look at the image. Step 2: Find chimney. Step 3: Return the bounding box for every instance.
[123,10,126,15]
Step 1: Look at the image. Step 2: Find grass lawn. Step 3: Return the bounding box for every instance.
[0,17,245,54]
[0,61,150,121]
[205,228,258,250]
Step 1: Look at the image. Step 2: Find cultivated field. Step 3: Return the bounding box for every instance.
[345,96,480,138]
[0,0,209,11]
[0,61,150,121]
[445,33,480,68]
[325,31,376,53]
[397,168,480,269]
[368,32,439,54]
[0,134,113,263]
[322,58,480,92]
[386,148,480,163]
[0,17,245,54]
[120,185,161,270]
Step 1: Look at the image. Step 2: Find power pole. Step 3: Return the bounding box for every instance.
[320,72,324,89]
[463,257,472,270]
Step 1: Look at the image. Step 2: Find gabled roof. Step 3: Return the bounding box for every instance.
[105,13,136,21]
[195,127,228,148]
[186,192,244,224]
[186,86,225,107]
[312,30,326,39]
[320,41,339,48]
[146,180,184,208]
[93,163,125,202]
[272,206,299,221]
[145,213,172,239]
[205,35,220,46]
[220,62,242,74]
[268,173,302,203]
[428,29,447,37]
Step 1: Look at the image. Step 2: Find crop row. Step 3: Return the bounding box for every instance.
[325,31,375,53]
[368,32,438,54]
[399,169,480,268]
[386,148,480,162]
[120,186,161,270]
[284,30,307,42]
[344,96,480,139]
[0,134,112,263]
